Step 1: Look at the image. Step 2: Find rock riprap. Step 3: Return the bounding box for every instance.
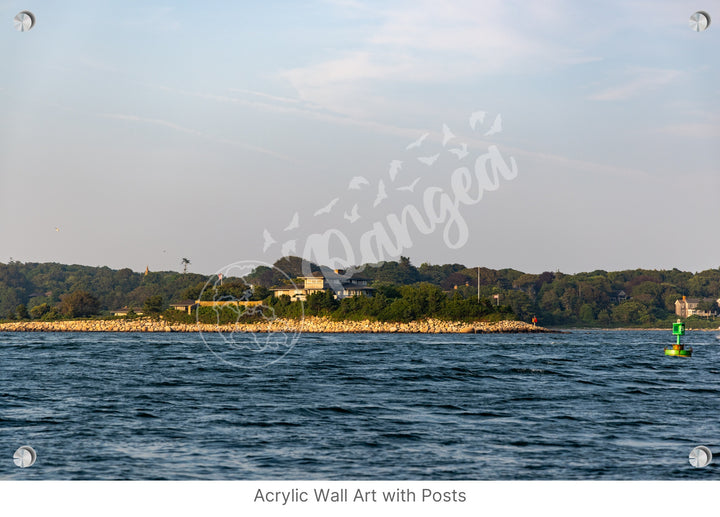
[0,317,554,333]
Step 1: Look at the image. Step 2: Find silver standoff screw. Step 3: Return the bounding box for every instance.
[689,445,713,468]
[13,446,37,468]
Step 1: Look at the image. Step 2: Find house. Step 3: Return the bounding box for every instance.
[112,307,144,316]
[169,300,263,314]
[609,290,628,303]
[195,300,264,309]
[334,271,373,298]
[675,296,720,318]
[169,300,198,314]
[271,273,330,301]
[271,269,374,301]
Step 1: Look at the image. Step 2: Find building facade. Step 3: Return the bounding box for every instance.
[271,270,373,301]
[675,296,720,318]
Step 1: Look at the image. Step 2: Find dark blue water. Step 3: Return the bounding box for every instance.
[2,330,720,480]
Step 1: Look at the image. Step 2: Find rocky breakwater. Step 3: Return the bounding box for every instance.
[0,317,555,334]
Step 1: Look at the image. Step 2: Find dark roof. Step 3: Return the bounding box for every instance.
[170,300,196,307]
[113,307,143,313]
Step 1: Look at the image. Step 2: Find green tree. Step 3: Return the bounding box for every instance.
[15,304,29,320]
[251,285,271,301]
[143,295,164,314]
[597,310,610,326]
[59,290,100,318]
[695,300,718,316]
[579,304,595,323]
[29,303,53,320]
[306,290,339,315]
[611,301,651,325]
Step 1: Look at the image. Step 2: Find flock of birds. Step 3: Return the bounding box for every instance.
[262,111,502,254]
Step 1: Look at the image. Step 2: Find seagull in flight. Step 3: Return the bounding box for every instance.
[442,124,455,146]
[263,229,276,252]
[388,160,403,182]
[314,197,339,216]
[281,240,296,256]
[406,132,429,150]
[348,176,370,190]
[396,178,421,192]
[373,180,387,207]
[343,204,360,223]
[469,110,486,130]
[484,114,502,136]
[449,143,468,159]
[284,212,300,231]
[417,154,440,166]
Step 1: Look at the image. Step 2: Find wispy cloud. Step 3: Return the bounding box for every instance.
[151,83,420,140]
[148,82,664,185]
[283,0,599,117]
[97,112,292,161]
[588,68,681,101]
[656,122,720,139]
[226,88,322,108]
[120,6,181,32]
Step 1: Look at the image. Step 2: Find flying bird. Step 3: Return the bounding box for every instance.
[449,143,468,159]
[484,114,502,136]
[343,204,360,223]
[348,176,370,190]
[314,197,339,216]
[417,153,440,166]
[373,180,387,207]
[396,178,421,192]
[281,240,296,256]
[406,132,429,150]
[284,212,300,231]
[442,124,455,146]
[388,160,403,181]
[262,229,276,252]
[469,110,486,130]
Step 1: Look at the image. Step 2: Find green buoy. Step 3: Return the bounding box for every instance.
[665,319,692,357]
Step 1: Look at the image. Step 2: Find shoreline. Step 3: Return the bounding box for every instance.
[0,317,556,334]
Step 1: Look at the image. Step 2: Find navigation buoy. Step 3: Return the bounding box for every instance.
[13,10,35,32]
[665,320,692,357]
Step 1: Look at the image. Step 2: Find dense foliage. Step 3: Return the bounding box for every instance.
[0,261,206,320]
[1,258,719,327]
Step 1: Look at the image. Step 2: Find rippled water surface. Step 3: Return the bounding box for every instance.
[2,330,720,480]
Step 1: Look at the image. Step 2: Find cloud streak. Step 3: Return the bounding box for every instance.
[97,112,292,161]
[588,68,681,101]
[282,0,600,117]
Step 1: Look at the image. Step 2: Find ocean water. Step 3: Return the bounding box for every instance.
[2,330,720,480]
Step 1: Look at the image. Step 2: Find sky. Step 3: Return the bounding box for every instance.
[1,0,718,276]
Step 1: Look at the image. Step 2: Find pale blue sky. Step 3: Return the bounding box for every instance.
[1,0,718,275]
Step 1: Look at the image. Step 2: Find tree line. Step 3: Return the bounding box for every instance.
[1,258,719,327]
